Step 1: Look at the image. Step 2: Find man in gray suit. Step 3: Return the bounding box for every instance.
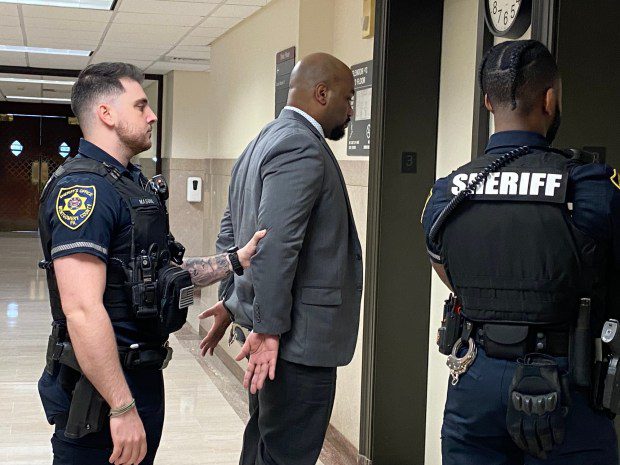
[201,53,363,465]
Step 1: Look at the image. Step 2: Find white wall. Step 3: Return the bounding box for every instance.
[163,71,210,159]
[425,1,480,464]
[208,0,300,159]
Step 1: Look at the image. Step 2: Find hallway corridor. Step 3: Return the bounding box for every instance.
[0,232,318,465]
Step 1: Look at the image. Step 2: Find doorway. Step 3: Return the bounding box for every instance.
[552,0,620,166]
[0,104,82,231]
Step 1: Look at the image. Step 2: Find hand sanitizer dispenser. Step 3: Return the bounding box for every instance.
[187,177,202,203]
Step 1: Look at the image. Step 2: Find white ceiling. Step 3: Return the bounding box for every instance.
[0,0,271,102]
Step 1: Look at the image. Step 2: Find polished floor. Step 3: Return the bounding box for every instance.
[0,233,327,465]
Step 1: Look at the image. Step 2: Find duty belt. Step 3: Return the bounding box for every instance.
[46,325,173,373]
[471,322,570,360]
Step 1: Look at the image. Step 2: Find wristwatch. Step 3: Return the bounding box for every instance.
[227,246,244,276]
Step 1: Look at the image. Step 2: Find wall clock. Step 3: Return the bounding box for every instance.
[484,0,532,38]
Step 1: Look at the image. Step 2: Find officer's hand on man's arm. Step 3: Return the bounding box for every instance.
[54,254,147,465]
[237,229,267,268]
[181,230,266,288]
[235,333,279,394]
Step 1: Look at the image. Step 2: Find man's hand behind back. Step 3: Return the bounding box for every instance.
[235,332,279,394]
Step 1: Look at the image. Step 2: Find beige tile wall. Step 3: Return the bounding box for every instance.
[164,156,369,450]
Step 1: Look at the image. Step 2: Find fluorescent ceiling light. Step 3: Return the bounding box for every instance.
[0,0,114,10]
[0,45,91,56]
[0,78,75,86]
[7,95,71,103]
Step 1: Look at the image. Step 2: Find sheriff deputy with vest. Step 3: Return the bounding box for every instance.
[38,63,264,465]
[422,40,620,464]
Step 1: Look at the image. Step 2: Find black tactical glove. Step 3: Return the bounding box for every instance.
[506,353,571,459]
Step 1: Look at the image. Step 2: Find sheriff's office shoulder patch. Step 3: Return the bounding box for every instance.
[610,169,620,190]
[56,185,96,230]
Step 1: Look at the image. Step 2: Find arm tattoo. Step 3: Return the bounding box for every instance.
[181,253,232,288]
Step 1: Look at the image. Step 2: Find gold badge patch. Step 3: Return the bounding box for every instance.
[610,169,620,191]
[56,185,96,230]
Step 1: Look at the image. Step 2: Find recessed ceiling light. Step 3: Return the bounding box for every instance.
[0,0,115,11]
[0,78,75,86]
[7,95,71,103]
[0,45,91,56]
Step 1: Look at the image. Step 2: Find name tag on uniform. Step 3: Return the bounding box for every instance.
[129,197,157,207]
[450,169,568,203]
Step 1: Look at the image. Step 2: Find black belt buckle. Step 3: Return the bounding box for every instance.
[122,347,142,370]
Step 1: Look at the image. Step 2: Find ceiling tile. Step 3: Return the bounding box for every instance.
[91,56,154,69]
[27,38,100,49]
[0,51,28,67]
[0,81,43,95]
[227,0,267,5]
[119,0,219,17]
[28,54,90,70]
[42,83,75,92]
[25,28,105,43]
[0,37,25,46]
[213,4,260,17]
[174,45,211,53]
[107,22,190,39]
[190,26,226,38]
[21,5,113,22]
[99,44,169,55]
[146,61,210,73]
[103,30,184,46]
[114,12,202,27]
[42,89,71,99]
[179,36,213,46]
[0,4,19,16]
[167,49,210,60]
[0,15,20,28]
[24,18,109,33]
[0,26,23,40]
[201,16,241,28]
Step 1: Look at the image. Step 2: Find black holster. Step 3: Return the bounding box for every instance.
[64,375,108,439]
[46,331,109,438]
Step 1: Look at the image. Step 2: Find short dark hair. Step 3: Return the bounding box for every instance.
[478,39,559,114]
[71,62,144,123]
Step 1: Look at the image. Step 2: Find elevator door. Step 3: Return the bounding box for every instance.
[0,115,82,231]
[553,0,620,166]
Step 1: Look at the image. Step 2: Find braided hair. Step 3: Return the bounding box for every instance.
[478,40,559,113]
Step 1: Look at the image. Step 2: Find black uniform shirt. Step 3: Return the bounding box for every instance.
[42,139,159,346]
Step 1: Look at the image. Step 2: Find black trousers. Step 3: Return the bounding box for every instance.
[239,359,337,465]
[39,366,165,465]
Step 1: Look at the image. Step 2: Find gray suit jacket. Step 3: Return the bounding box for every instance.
[216,109,363,367]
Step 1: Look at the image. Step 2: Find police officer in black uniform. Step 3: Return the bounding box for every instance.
[38,62,264,465]
[422,40,619,464]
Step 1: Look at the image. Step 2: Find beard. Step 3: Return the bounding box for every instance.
[546,104,562,144]
[327,118,350,141]
[117,121,152,155]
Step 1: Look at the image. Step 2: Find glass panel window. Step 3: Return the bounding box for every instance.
[10,140,23,157]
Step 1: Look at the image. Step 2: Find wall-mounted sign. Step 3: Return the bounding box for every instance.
[275,46,296,117]
[347,60,373,156]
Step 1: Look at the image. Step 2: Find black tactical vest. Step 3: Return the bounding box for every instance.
[439,150,608,326]
[39,156,169,324]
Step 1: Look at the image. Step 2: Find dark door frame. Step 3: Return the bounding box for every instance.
[0,65,164,174]
[359,1,444,463]
[360,1,563,463]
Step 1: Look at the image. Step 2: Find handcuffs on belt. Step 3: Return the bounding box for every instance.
[446,337,477,385]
